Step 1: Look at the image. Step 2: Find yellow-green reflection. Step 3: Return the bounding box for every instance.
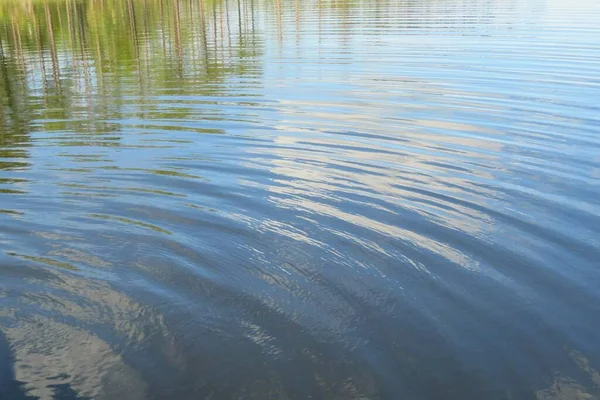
[0,0,264,130]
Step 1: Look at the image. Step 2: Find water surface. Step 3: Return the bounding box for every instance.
[1,0,600,398]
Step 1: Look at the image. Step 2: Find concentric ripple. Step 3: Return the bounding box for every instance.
[0,0,599,398]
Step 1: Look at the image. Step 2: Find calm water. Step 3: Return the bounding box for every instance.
[1,0,599,398]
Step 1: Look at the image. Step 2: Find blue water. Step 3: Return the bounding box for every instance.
[0,0,599,398]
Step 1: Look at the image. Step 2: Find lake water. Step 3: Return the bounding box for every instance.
[1,0,599,398]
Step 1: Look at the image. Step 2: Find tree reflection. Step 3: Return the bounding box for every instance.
[0,30,30,171]
[0,0,266,147]
[0,0,501,146]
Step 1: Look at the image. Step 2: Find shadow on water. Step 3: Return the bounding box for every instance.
[0,332,39,400]
[1,336,87,400]
[0,334,23,399]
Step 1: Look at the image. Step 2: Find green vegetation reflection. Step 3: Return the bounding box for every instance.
[0,0,264,144]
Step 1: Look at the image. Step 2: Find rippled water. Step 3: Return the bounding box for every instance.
[1,0,599,398]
